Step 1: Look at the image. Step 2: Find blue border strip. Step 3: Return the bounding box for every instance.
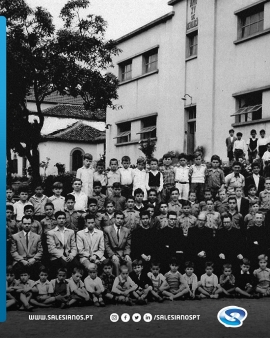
[0,16,7,322]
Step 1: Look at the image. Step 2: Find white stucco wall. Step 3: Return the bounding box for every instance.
[106,0,270,165]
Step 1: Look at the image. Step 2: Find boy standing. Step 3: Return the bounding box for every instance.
[178,200,197,236]
[133,157,147,199]
[29,185,51,222]
[64,194,84,233]
[6,186,16,205]
[257,129,268,158]
[226,129,237,163]
[107,158,121,197]
[247,129,258,163]
[40,202,57,235]
[155,202,169,229]
[93,161,107,195]
[119,156,134,199]
[189,152,208,202]
[107,182,126,211]
[259,177,270,212]
[70,178,88,212]
[225,161,245,195]
[174,153,190,200]
[206,155,225,198]
[49,182,65,212]
[168,188,182,216]
[233,132,247,161]
[123,196,140,232]
[76,153,94,198]
[146,158,163,202]
[13,187,32,223]
[134,188,146,212]
[160,153,175,202]
[92,181,106,211]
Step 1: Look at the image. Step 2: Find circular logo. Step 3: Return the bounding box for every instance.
[132,313,141,322]
[121,313,130,322]
[110,313,119,322]
[143,313,152,322]
[217,306,248,328]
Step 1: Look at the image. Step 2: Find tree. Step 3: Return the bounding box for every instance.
[3,0,120,183]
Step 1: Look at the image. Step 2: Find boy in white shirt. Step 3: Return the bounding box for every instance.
[174,153,189,200]
[233,132,246,161]
[119,156,134,199]
[70,179,88,212]
[133,157,147,200]
[76,153,94,198]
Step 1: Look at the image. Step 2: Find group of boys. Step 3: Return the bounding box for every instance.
[6,143,270,310]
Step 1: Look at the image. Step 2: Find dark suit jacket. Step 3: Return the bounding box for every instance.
[226,136,237,152]
[244,175,265,196]
[237,198,250,219]
[11,231,43,264]
[103,225,131,258]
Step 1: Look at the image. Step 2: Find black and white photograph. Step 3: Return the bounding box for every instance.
[2,0,270,337]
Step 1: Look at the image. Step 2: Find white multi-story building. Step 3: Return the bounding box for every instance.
[106,0,270,165]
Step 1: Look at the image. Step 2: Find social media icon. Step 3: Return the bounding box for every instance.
[143,313,152,322]
[121,313,130,322]
[217,306,248,328]
[110,313,119,322]
[132,313,141,322]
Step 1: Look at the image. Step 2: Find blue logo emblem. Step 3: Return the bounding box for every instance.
[217,306,248,328]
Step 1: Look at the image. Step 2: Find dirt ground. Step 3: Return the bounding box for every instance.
[1,298,270,338]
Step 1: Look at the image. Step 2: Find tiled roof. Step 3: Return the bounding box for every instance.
[42,104,106,121]
[27,91,84,105]
[43,121,105,143]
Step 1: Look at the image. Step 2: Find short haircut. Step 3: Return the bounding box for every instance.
[72,267,84,275]
[87,263,97,271]
[185,261,194,269]
[6,185,14,191]
[120,265,129,272]
[88,198,98,205]
[181,200,191,207]
[85,214,95,222]
[19,267,30,275]
[189,190,196,196]
[228,196,237,204]
[210,155,221,164]
[126,195,135,201]
[83,153,93,160]
[168,211,177,218]
[205,261,214,268]
[241,258,250,266]
[204,189,212,194]
[223,264,232,270]
[57,267,67,275]
[258,254,268,261]
[194,152,202,159]
[105,200,115,207]
[260,129,265,134]
[151,261,160,268]
[52,181,63,189]
[45,202,54,209]
[169,257,179,266]
[148,188,157,196]
[170,187,179,195]
[146,203,155,209]
[221,213,232,221]
[229,129,234,133]
[73,178,82,184]
[18,186,28,194]
[21,215,33,223]
[55,211,66,219]
[150,157,158,164]
[114,211,124,218]
[65,194,75,202]
[250,129,257,134]
[232,161,241,167]
[102,259,113,268]
[39,266,49,274]
[251,162,261,169]
[122,156,130,163]
[234,186,242,191]
[6,205,14,212]
[112,182,121,189]
[236,132,243,137]
[137,157,145,164]
[132,259,143,267]
[159,201,168,207]
[35,184,44,190]
[96,161,105,167]
[134,188,144,196]
[93,181,102,187]
[178,153,187,160]
[24,204,34,212]
[265,177,270,182]
[163,153,172,160]
[247,184,257,192]
[140,210,150,218]
[109,158,118,165]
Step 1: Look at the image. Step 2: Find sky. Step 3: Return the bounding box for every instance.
[26,0,172,40]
